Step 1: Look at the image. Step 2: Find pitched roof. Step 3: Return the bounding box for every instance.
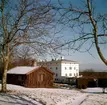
[7,66,39,74]
[60,59,77,62]
[38,59,78,63]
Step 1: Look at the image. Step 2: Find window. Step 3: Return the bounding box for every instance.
[69,67,72,70]
[76,73,78,76]
[37,74,44,82]
[56,67,58,70]
[55,78,58,81]
[74,67,76,70]
[65,73,67,76]
[40,74,44,81]
[69,73,72,76]
[56,73,58,76]
[65,67,67,70]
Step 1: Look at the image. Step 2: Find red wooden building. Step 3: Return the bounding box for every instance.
[7,66,54,88]
[76,72,107,89]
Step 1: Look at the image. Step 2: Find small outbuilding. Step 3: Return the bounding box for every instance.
[7,66,54,88]
[76,72,107,89]
[76,77,97,89]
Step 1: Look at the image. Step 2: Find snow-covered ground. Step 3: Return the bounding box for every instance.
[81,88,107,105]
[0,84,107,105]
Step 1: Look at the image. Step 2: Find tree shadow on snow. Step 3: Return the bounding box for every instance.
[0,93,43,105]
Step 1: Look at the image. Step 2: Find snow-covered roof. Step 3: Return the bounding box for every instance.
[7,66,39,74]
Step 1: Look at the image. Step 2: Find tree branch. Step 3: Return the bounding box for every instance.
[87,0,107,65]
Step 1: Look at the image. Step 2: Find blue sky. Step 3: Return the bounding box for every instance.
[51,0,107,70]
[7,0,107,70]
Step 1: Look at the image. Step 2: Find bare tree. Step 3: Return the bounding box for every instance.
[8,45,35,69]
[53,0,107,65]
[0,0,59,92]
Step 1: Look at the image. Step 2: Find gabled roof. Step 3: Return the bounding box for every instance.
[41,66,54,74]
[7,66,39,74]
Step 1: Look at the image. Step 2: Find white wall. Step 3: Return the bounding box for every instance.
[61,62,79,78]
[48,62,61,80]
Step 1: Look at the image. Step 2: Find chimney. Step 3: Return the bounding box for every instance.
[61,56,64,60]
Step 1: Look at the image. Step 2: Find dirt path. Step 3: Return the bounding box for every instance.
[80,93,107,105]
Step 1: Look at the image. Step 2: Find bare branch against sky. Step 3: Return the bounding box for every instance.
[0,0,62,92]
[52,0,107,66]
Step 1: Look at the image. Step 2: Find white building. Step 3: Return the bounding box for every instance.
[37,59,79,83]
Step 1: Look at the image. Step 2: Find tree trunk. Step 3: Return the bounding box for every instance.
[1,57,9,92]
[1,44,10,92]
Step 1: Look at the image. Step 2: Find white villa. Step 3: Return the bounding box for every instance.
[37,58,79,83]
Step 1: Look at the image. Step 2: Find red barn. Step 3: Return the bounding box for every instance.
[7,66,54,88]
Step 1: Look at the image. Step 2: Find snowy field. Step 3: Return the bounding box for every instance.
[0,84,107,105]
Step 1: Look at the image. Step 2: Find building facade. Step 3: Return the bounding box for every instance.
[37,59,79,83]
